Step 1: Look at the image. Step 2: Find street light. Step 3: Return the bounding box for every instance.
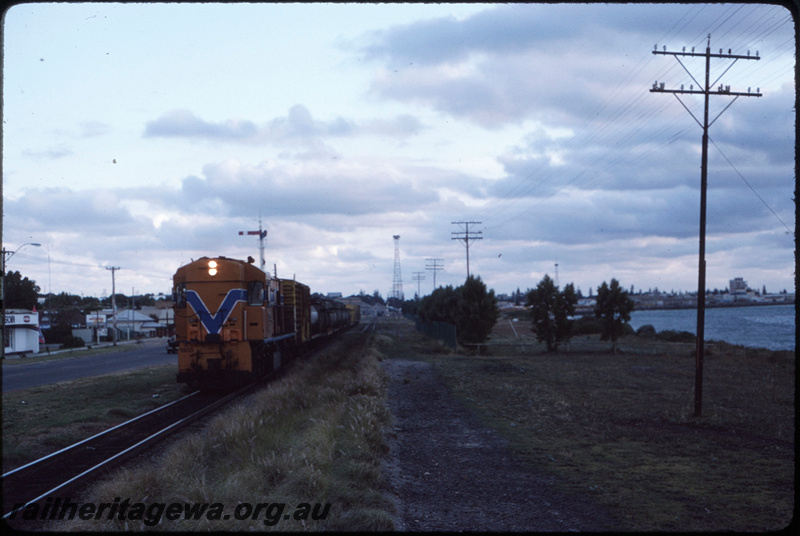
[2,243,42,359]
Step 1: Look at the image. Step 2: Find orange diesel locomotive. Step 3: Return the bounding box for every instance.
[172,256,358,389]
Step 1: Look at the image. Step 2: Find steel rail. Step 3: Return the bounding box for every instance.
[3,383,256,520]
[2,391,199,478]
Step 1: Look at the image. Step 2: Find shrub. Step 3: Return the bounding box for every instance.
[620,323,635,337]
[636,324,657,337]
[60,334,86,349]
[418,276,498,345]
[656,330,696,343]
[571,315,603,335]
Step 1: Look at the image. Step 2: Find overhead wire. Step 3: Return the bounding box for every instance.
[464,6,702,226]
[708,136,793,235]
[479,5,712,215]
[468,4,793,238]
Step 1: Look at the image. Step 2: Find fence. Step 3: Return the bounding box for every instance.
[414,318,457,350]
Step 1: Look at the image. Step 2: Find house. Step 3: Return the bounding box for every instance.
[112,309,167,339]
[4,308,40,357]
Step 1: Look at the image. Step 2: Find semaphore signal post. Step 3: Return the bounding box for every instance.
[650,34,761,417]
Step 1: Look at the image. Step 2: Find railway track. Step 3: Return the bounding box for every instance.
[2,381,261,525]
[3,321,371,527]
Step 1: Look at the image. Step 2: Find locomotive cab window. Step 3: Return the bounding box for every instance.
[247,281,265,306]
[174,283,187,308]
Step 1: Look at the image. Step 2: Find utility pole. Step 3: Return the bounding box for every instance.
[412,271,425,300]
[239,216,268,273]
[425,258,444,290]
[651,35,761,417]
[106,266,121,346]
[1,242,41,359]
[451,221,483,280]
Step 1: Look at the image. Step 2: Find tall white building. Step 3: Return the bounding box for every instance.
[729,277,748,295]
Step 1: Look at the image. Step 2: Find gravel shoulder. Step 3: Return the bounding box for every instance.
[381,357,617,531]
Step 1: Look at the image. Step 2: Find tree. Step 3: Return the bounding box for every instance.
[45,291,82,310]
[455,275,498,345]
[526,274,577,352]
[353,291,385,307]
[386,296,404,309]
[101,293,130,309]
[3,271,40,310]
[401,298,418,317]
[418,285,459,324]
[594,279,635,353]
[417,277,498,345]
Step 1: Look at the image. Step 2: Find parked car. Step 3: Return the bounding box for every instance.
[166,336,178,354]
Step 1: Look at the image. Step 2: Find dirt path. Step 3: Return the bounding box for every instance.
[381,358,616,531]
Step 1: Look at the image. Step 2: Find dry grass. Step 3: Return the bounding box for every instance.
[2,365,186,472]
[50,330,394,531]
[414,318,795,531]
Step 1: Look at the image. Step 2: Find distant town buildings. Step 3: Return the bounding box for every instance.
[729,277,748,295]
[496,276,794,313]
[31,292,387,350]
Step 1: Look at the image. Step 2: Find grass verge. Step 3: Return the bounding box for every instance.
[49,329,395,531]
[3,365,186,473]
[413,320,794,532]
[2,339,160,366]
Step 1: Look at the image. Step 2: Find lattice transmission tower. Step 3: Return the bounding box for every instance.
[391,235,404,302]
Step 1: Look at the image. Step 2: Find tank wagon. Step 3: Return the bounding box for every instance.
[172,256,358,389]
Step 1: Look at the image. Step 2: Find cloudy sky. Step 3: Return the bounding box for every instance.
[2,2,795,300]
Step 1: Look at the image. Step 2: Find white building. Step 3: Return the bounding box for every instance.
[729,277,748,295]
[112,309,165,339]
[3,308,41,357]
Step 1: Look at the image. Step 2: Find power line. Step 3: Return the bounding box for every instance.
[708,136,792,234]
[470,6,791,236]
[425,258,444,290]
[412,271,425,300]
[451,221,483,280]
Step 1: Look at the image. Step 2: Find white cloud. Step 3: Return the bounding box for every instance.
[2,3,794,299]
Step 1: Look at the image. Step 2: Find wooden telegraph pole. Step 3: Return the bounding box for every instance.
[451,221,483,280]
[651,35,762,416]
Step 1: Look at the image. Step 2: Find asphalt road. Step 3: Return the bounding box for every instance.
[1,339,177,393]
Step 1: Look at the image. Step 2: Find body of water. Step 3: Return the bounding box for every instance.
[629,304,795,351]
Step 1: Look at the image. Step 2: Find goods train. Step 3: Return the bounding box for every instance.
[172,256,359,389]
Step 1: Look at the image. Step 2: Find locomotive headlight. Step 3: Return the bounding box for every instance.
[208,260,218,276]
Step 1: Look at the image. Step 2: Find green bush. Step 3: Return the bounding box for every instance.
[571,315,603,335]
[620,323,635,337]
[60,334,86,349]
[417,276,498,345]
[636,324,657,337]
[656,330,696,343]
